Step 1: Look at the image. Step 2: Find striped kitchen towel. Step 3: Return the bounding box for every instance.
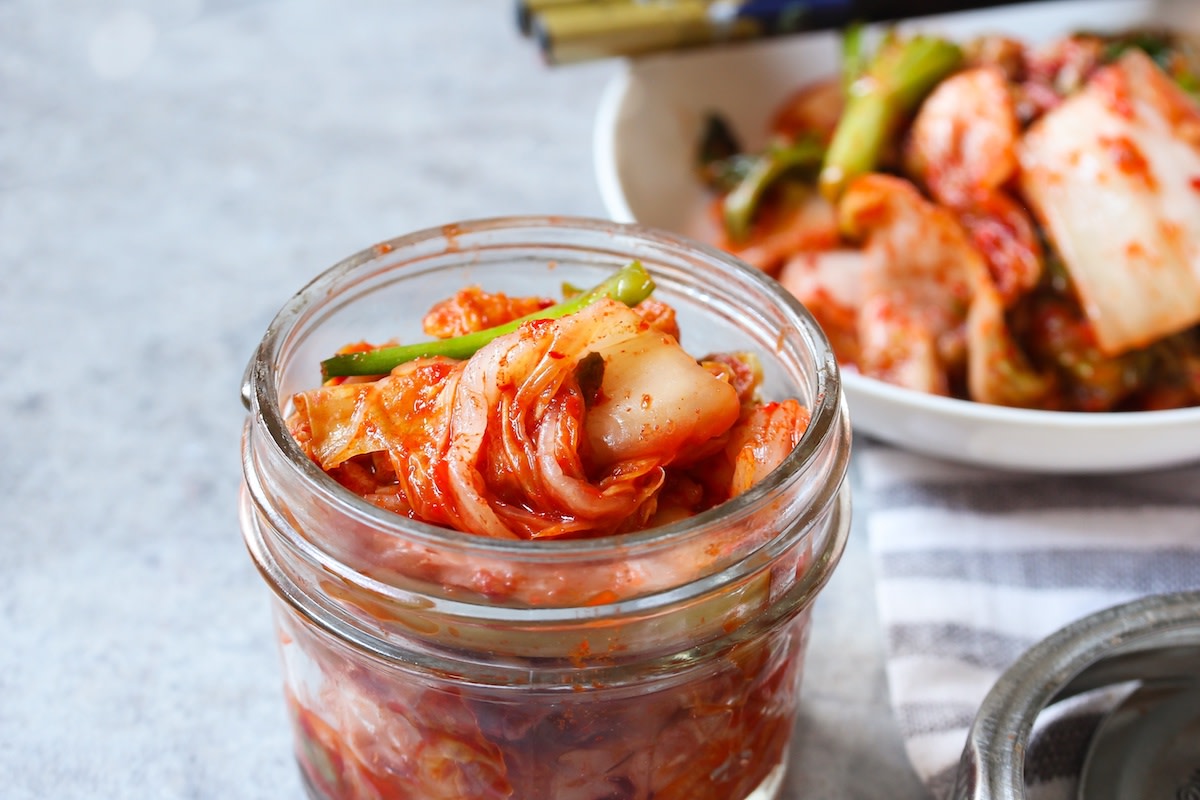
[860,441,1200,799]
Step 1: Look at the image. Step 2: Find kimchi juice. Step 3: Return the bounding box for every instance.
[240,216,851,800]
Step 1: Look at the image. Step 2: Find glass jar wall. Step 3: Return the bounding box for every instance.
[239,216,852,800]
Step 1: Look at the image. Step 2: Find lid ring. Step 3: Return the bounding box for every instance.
[951,590,1200,800]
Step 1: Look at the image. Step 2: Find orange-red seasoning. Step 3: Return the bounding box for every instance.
[1098,134,1157,192]
[585,589,618,606]
[1093,65,1136,120]
[441,223,462,252]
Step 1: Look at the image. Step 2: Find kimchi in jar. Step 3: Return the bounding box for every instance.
[239,216,851,800]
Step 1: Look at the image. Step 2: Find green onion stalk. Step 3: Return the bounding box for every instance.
[722,137,825,242]
[320,260,656,379]
[819,33,963,203]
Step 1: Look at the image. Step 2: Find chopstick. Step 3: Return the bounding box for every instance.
[516,0,633,37]
[518,0,1038,65]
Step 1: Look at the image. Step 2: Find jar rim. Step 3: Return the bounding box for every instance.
[243,214,846,560]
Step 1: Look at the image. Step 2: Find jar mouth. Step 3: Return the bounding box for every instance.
[244,214,847,561]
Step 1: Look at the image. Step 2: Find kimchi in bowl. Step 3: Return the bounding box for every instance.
[593,0,1200,473]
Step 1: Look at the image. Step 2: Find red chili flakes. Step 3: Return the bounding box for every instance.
[631,297,680,339]
[585,589,618,606]
[568,639,592,669]
[423,286,554,338]
[1160,220,1184,250]
[1092,64,1135,120]
[1098,134,1157,192]
[441,223,462,251]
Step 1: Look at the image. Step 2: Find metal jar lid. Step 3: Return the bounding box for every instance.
[952,590,1200,800]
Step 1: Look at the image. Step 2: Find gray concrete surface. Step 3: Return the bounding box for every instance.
[0,2,928,797]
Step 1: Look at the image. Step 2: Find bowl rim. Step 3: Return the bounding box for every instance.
[592,63,636,225]
[841,371,1200,431]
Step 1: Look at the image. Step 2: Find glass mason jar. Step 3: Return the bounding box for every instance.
[239,216,852,800]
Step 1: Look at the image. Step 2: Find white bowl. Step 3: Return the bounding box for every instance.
[593,0,1200,474]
